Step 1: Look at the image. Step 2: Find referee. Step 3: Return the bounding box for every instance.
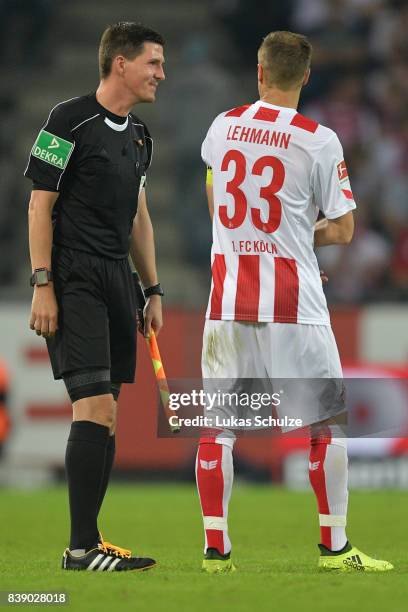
[24,23,165,572]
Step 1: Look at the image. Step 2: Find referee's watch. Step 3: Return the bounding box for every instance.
[144,283,164,298]
[30,268,53,287]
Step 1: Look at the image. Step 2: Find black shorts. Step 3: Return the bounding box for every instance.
[46,246,137,382]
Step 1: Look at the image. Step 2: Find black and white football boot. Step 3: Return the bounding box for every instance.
[62,541,156,572]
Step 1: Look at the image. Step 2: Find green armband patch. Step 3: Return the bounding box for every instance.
[31,130,74,170]
[206,166,213,186]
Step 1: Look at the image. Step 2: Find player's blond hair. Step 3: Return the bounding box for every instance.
[258,31,312,91]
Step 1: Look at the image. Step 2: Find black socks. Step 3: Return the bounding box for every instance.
[96,434,116,517]
[65,421,110,551]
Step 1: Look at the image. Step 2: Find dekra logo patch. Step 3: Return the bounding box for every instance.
[32,130,74,169]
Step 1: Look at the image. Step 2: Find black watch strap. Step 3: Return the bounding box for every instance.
[30,268,53,287]
[143,283,164,298]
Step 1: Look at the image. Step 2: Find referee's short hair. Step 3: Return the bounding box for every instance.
[99,22,165,79]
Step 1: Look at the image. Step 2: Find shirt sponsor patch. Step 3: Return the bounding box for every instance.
[31,130,74,170]
[337,160,349,183]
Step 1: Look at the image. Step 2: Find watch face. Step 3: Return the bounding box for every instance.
[36,269,49,286]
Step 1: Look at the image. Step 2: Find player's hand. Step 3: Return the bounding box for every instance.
[320,270,329,284]
[143,295,163,338]
[29,284,59,338]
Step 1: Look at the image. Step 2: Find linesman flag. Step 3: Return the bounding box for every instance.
[132,270,180,434]
[146,331,180,434]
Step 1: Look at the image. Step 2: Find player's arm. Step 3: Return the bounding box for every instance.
[312,134,356,249]
[206,166,214,221]
[314,211,354,247]
[28,190,59,338]
[129,188,162,336]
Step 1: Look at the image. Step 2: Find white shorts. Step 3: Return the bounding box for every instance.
[202,320,343,379]
[201,321,345,432]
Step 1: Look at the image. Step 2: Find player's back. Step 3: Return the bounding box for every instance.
[202,100,356,325]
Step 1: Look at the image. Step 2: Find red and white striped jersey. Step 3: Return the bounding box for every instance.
[202,100,356,324]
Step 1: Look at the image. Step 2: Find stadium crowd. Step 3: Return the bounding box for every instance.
[173,0,408,304]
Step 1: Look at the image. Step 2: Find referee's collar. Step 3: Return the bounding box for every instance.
[91,92,129,128]
[104,116,129,131]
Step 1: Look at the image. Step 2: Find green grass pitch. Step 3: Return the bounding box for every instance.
[1,484,408,611]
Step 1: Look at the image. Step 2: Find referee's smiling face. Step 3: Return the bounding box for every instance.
[124,42,165,103]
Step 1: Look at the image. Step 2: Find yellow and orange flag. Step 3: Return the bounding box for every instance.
[145,331,180,433]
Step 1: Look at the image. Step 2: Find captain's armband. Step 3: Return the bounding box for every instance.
[206,166,213,186]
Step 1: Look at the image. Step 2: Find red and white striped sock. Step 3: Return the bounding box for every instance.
[309,425,348,551]
[195,437,234,555]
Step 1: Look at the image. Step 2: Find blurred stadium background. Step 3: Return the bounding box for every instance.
[0,0,407,491]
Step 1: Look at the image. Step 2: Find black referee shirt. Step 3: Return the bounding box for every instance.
[24,93,152,259]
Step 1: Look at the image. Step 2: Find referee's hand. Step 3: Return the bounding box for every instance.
[142,295,163,338]
[29,285,59,339]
